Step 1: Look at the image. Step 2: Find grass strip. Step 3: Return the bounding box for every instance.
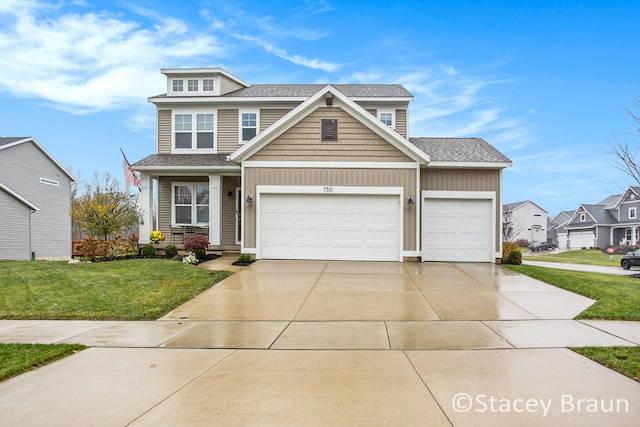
[571,347,640,383]
[0,343,86,382]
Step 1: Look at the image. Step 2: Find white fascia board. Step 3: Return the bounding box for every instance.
[568,205,598,224]
[242,161,418,169]
[134,166,241,174]
[149,96,309,104]
[0,138,76,182]
[425,161,513,168]
[0,182,39,211]
[257,185,403,196]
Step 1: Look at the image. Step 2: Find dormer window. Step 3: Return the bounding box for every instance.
[188,79,199,92]
[203,79,214,92]
[172,79,184,92]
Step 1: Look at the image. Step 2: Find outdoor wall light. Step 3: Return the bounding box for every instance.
[227,190,233,198]
[407,197,415,205]
[246,195,254,204]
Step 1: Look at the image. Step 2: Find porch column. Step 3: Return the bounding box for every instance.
[137,174,154,244]
[633,226,638,246]
[209,175,221,245]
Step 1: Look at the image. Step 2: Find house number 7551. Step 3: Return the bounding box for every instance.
[323,186,334,193]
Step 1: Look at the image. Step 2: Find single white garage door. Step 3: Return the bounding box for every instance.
[568,231,595,249]
[557,233,568,250]
[423,198,493,262]
[259,193,401,261]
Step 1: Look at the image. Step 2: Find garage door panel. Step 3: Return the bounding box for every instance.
[568,231,594,249]
[423,198,492,262]
[259,193,401,261]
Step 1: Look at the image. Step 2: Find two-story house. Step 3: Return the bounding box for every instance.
[133,68,512,262]
[502,200,547,243]
[0,137,75,260]
[561,189,640,249]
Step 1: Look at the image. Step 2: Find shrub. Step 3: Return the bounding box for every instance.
[183,235,210,260]
[149,230,165,244]
[237,253,253,264]
[141,244,156,257]
[182,253,198,265]
[515,239,530,248]
[502,242,520,261]
[164,245,178,258]
[504,249,522,265]
[74,238,107,260]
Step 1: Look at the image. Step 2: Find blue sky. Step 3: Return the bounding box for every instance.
[1,0,638,216]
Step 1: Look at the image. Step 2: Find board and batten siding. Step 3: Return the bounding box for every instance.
[242,167,418,252]
[248,107,413,162]
[157,109,172,154]
[0,192,32,260]
[421,168,502,254]
[157,176,239,246]
[0,141,72,259]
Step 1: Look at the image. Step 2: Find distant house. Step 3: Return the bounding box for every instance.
[547,210,575,248]
[502,200,547,243]
[133,68,512,262]
[0,137,75,260]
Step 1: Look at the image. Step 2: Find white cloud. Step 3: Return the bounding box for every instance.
[0,1,226,113]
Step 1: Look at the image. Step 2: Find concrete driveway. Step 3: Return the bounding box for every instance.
[1,260,639,426]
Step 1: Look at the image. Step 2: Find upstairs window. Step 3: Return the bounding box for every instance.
[203,79,214,92]
[196,114,214,149]
[579,213,586,222]
[378,109,395,128]
[322,119,338,142]
[175,114,192,148]
[174,112,215,151]
[172,79,184,92]
[240,111,258,143]
[630,207,637,219]
[188,79,199,92]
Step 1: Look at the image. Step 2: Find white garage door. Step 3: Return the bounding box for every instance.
[423,198,493,262]
[568,231,595,249]
[259,193,401,261]
[557,233,568,249]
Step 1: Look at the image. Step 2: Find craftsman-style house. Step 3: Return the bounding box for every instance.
[133,68,511,262]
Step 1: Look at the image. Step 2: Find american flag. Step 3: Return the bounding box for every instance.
[120,148,141,192]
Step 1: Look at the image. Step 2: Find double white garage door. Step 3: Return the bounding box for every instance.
[256,189,494,262]
[259,191,402,261]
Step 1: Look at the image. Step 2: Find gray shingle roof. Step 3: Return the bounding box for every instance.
[133,154,237,169]
[566,204,618,229]
[0,137,28,147]
[503,201,528,211]
[224,84,413,98]
[409,138,512,164]
[597,194,622,208]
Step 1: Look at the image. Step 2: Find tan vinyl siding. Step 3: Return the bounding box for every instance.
[219,75,244,95]
[248,107,413,162]
[366,109,377,116]
[243,167,418,251]
[421,168,502,254]
[221,176,241,245]
[158,109,172,154]
[218,109,239,154]
[260,109,291,131]
[395,109,407,138]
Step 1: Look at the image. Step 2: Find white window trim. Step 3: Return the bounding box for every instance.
[580,213,586,222]
[378,108,395,129]
[187,79,199,92]
[239,109,260,144]
[171,79,184,93]
[171,182,210,227]
[630,207,637,219]
[168,77,219,95]
[172,108,217,154]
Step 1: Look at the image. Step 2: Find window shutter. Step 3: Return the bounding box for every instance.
[322,119,338,142]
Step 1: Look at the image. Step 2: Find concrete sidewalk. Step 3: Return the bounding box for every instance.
[523,259,637,275]
[1,260,639,426]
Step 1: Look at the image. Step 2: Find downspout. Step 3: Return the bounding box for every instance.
[29,208,36,260]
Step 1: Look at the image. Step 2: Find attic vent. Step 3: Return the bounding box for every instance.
[322,119,338,142]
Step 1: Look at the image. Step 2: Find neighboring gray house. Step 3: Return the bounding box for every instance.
[133,68,512,263]
[547,210,574,248]
[0,137,75,260]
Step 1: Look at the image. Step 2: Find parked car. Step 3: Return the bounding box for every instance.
[528,241,557,251]
[620,249,640,270]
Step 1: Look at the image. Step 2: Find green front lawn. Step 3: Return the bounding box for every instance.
[571,347,640,382]
[505,264,640,320]
[0,343,86,382]
[523,249,621,267]
[0,259,232,320]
